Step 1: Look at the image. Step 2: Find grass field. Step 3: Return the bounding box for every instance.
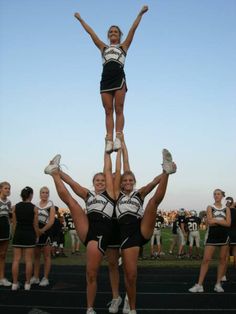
[6,227,227,268]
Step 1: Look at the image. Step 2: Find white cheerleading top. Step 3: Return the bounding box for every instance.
[0,199,11,219]
[211,204,227,220]
[102,45,126,67]
[116,190,144,221]
[85,190,114,219]
[36,200,54,225]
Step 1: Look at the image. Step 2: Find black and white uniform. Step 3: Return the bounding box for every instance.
[84,190,114,254]
[205,205,229,246]
[116,190,148,249]
[229,207,236,245]
[36,200,53,246]
[186,216,201,247]
[65,213,80,247]
[100,45,127,93]
[176,216,186,246]
[151,215,164,246]
[12,202,36,248]
[107,208,120,249]
[0,198,12,241]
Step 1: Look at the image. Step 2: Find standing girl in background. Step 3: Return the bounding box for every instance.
[11,187,39,290]
[189,189,231,293]
[0,181,12,287]
[30,187,55,287]
[74,6,148,153]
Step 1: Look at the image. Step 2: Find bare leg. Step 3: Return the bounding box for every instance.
[42,245,51,279]
[101,92,114,140]
[12,248,22,283]
[24,248,34,284]
[50,171,89,243]
[216,245,229,284]
[33,247,41,279]
[197,246,215,285]
[0,240,9,279]
[114,85,126,134]
[141,173,169,239]
[86,241,103,308]
[122,247,139,310]
[107,248,120,298]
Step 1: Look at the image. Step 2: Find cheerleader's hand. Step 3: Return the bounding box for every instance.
[140,5,148,15]
[74,12,81,20]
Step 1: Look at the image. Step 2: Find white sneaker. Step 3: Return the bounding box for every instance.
[11,282,19,291]
[44,163,58,175]
[24,283,31,290]
[109,296,122,313]
[0,278,12,287]
[51,154,61,166]
[30,276,40,285]
[128,311,137,314]
[123,295,130,314]
[214,283,224,292]
[86,308,96,314]
[189,283,204,293]
[105,140,113,154]
[221,275,227,282]
[162,149,176,174]
[39,277,49,287]
[113,137,121,152]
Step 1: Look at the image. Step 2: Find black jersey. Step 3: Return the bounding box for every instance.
[177,216,186,229]
[116,190,144,223]
[154,215,164,231]
[185,216,201,232]
[172,219,178,234]
[65,214,75,231]
[85,190,114,220]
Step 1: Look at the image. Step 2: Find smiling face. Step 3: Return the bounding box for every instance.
[40,187,49,202]
[121,172,136,193]
[107,26,122,45]
[93,173,106,193]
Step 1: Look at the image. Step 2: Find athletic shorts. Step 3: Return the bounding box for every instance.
[107,219,120,249]
[189,231,200,247]
[205,226,229,246]
[84,218,112,254]
[119,219,149,250]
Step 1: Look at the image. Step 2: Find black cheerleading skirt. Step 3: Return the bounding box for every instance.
[0,217,10,241]
[205,226,229,246]
[100,62,127,93]
[12,227,36,248]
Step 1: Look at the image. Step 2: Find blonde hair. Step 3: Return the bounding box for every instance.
[0,181,11,190]
[40,186,49,194]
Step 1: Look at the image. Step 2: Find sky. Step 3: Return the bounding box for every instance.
[0,0,235,212]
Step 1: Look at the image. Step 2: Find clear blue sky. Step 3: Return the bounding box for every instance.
[0,0,235,211]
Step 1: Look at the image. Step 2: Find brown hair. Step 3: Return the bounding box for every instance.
[0,181,11,190]
[121,171,136,184]
[107,25,123,43]
[92,172,105,184]
[214,189,225,197]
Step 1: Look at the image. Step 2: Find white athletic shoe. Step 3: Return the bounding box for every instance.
[123,295,130,314]
[162,149,176,174]
[24,283,31,290]
[128,310,137,314]
[109,296,122,313]
[11,282,19,291]
[189,283,204,293]
[221,275,227,282]
[86,308,96,314]
[39,277,49,287]
[0,278,12,287]
[44,163,59,175]
[30,276,40,285]
[105,140,114,154]
[113,137,121,152]
[214,283,224,293]
[51,154,61,166]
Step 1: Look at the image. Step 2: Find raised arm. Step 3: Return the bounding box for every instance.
[121,136,131,172]
[121,5,148,52]
[114,148,122,199]
[104,151,115,199]
[74,12,106,51]
[138,174,163,200]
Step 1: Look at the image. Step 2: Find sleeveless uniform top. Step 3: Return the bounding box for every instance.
[0,198,11,224]
[116,190,144,223]
[36,200,53,228]
[100,45,127,92]
[211,204,227,220]
[14,202,35,230]
[85,190,114,221]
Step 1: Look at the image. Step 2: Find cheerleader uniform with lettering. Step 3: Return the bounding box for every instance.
[0,198,12,241]
[12,202,36,247]
[205,205,229,246]
[36,200,53,246]
[116,190,148,249]
[84,190,115,254]
[100,45,127,93]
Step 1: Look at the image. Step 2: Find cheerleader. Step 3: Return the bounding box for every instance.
[189,189,231,293]
[44,149,115,314]
[0,181,12,287]
[74,6,148,153]
[30,187,55,287]
[11,187,39,290]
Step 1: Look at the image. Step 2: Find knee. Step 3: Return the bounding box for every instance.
[108,260,118,271]
[125,271,137,286]
[104,105,113,116]
[202,257,211,265]
[86,270,98,284]
[115,103,124,115]
[0,251,6,259]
